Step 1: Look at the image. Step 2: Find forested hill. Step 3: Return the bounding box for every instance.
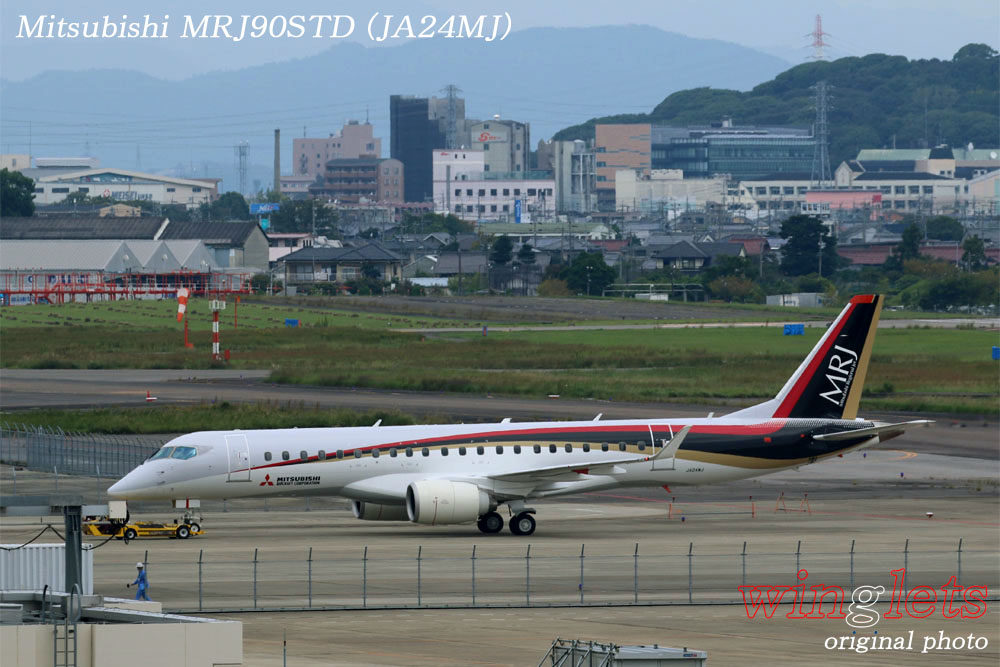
[553,44,999,167]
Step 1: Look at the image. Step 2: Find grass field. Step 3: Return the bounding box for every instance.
[1,299,997,416]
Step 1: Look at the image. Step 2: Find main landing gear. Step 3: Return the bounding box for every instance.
[476,505,537,536]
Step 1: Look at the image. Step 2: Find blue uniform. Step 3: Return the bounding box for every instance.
[132,569,150,600]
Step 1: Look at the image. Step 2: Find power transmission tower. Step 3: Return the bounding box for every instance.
[807,14,831,61]
[810,81,832,187]
[235,141,249,196]
[441,84,461,149]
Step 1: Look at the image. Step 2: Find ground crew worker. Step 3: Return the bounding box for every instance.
[127,562,150,600]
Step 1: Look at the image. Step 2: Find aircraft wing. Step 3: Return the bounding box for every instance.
[487,426,692,483]
[812,420,933,443]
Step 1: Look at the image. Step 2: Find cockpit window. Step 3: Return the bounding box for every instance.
[171,446,197,460]
[150,447,174,461]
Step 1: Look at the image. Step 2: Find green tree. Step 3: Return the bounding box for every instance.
[268,200,338,234]
[925,216,964,242]
[961,235,989,271]
[400,212,474,236]
[779,215,838,277]
[1,168,36,216]
[516,243,536,265]
[885,222,923,271]
[953,44,998,60]
[210,191,250,220]
[565,252,616,296]
[489,235,513,266]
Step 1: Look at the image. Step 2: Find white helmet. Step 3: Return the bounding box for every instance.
[136,562,144,568]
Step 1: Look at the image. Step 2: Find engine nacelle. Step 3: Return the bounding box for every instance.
[351,500,410,521]
[405,480,492,525]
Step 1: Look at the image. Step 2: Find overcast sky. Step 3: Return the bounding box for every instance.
[2,0,998,81]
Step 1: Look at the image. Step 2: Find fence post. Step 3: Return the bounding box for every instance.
[416,545,422,607]
[956,538,962,587]
[11,467,15,495]
[903,539,909,597]
[525,544,531,606]
[307,547,313,608]
[253,548,258,609]
[54,465,58,494]
[198,549,203,611]
[688,542,693,604]
[471,545,477,606]
[633,543,639,604]
[741,541,747,589]
[796,540,802,582]
[362,546,368,608]
[849,540,855,592]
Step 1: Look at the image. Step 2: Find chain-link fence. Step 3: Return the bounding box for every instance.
[93,540,998,614]
[0,423,159,479]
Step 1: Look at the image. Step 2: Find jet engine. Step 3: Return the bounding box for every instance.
[350,500,410,521]
[405,480,492,525]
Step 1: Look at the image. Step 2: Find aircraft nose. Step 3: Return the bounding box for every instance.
[108,469,153,499]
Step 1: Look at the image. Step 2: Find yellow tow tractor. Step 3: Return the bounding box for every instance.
[84,513,203,540]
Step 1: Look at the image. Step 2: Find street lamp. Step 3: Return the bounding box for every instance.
[586,265,593,296]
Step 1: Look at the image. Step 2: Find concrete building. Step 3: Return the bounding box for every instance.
[595,124,652,211]
[292,121,382,180]
[616,169,730,214]
[469,118,530,174]
[540,140,597,214]
[279,173,316,199]
[391,93,471,203]
[26,167,217,208]
[1,154,31,171]
[834,162,964,213]
[309,157,404,204]
[431,150,554,222]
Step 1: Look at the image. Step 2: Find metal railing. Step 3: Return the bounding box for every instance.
[0,423,159,479]
[91,540,998,614]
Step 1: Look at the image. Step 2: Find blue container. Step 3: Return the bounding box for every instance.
[285,319,299,328]
[992,346,999,361]
[783,324,805,336]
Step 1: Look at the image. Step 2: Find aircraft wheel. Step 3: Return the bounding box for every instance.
[477,512,504,534]
[509,512,536,536]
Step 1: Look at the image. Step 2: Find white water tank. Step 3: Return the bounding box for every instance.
[0,543,94,594]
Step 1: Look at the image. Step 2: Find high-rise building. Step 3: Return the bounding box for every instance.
[594,124,652,211]
[391,93,471,203]
[293,121,381,181]
[309,157,404,204]
[469,118,530,174]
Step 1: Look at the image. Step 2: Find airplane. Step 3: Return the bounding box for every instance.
[109,294,929,536]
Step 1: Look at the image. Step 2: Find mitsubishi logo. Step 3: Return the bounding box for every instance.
[259,474,273,486]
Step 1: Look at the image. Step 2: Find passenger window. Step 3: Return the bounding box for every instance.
[336,450,344,459]
[619,442,627,452]
[406,447,413,457]
[583,444,590,453]
[459,447,467,456]
[496,446,503,454]
[549,444,557,453]
[565,444,572,453]
[300,450,308,460]
[282,451,290,461]
[372,448,380,458]
[264,451,272,461]
[171,446,197,460]
[318,450,326,460]
[513,445,521,454]
[354,450,361,459]
[441,448,449,456]
[601,442,609,452]
[476,446,485,455]
[390,448,398,458]
[533,444,541,453]
[422,448,430,457]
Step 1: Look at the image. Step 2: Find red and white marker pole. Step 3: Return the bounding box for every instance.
[210,299,226,361]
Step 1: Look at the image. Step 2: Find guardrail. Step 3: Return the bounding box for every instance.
[91,540,998,614]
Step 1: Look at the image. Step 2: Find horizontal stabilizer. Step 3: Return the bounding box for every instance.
[812,420,932,442]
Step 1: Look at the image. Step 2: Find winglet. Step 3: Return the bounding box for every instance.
[651,425,692,461]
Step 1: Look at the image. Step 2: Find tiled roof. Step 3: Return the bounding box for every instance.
[0,216,165,240]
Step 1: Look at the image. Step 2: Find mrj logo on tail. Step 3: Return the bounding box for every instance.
[820,345,859,407]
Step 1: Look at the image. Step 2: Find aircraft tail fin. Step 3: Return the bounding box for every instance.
[729,294,883,420]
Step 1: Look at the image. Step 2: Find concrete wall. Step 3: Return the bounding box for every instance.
[1,618,241,667]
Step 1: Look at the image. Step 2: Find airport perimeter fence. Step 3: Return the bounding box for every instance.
[93,540,999,614]
[0,423,158,480]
